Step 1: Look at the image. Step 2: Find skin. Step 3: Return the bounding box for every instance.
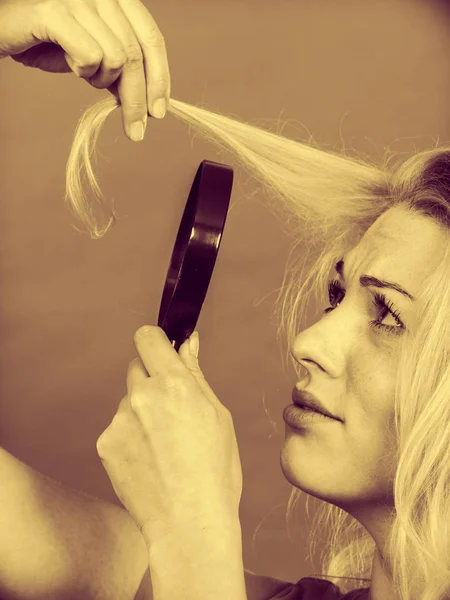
[0,0,171,140]
[281,205,448,600]
[1,4,445,595]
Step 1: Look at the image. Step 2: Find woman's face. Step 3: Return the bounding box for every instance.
[281,206,447,538]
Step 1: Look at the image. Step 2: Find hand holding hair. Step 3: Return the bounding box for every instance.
[0,0,171,141]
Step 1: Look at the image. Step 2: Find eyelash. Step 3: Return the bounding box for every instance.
[323,279,405,335]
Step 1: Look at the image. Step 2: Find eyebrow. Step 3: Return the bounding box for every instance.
[334,258,415,301]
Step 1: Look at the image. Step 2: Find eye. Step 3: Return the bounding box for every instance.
[323,279,405,335]
[325,279,345,311]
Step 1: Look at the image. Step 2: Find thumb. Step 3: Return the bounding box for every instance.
[188,331,200,359]
[179,332,205,381]
[179,333,230,412]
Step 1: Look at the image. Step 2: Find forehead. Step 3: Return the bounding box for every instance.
[346,207,448,292]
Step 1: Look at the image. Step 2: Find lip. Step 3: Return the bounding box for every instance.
[292,387,342,422]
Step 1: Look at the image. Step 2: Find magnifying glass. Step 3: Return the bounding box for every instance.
[157,160,234,351]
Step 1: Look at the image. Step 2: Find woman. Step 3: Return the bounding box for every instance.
[0,1,448,599]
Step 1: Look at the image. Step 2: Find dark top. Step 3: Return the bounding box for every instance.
[270,577,370,599]
[134,567,370,600]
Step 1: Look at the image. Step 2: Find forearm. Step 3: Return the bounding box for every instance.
[145,516,247,600]
[0,447,148,600]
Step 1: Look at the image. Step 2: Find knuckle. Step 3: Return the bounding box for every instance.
[142,32,166,49]
[125,43,144,65]
[78,51,103,70]
[151,75,170,89]
[87,77,109,90]
[106,50,127,70]
[130,389,145,412]
[222,406,233,421]
[202,401,222,424]
[96,431,110,457]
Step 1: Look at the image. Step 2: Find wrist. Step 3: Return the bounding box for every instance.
[140,502,241,549]
[147,515,243,556]
[146,516,246,600]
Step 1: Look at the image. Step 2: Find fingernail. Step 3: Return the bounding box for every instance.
[189,331,199,358]
[129,120,145,142]
[152,98,167,119]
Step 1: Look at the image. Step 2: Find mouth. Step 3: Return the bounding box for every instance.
[296,403,325,415]
[292,387,341,421]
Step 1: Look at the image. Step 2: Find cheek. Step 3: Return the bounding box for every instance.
[346,347,397,455]
[346,348,398,484]
[349,344,397,416]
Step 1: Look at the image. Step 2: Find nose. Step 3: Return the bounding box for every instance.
[289,309,353,379]
[294,356,326,373]
[290,345,328,378]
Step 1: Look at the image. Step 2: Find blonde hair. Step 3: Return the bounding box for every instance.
[64,95,450,600]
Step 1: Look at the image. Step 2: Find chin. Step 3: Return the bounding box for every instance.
[279,437,337,501]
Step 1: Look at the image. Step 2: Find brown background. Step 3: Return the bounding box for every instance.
[0,0,449,584]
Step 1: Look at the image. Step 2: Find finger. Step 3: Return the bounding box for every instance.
[178,334,200,369]
[41,5,104,79]
[133,326,184,379]
[116,0,171,118]
[126,356,149,394]
[69,5,127,90]
[133,328,223,412]
[92,0,147,141]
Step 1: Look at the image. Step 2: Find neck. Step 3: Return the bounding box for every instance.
[369,549,398,600]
